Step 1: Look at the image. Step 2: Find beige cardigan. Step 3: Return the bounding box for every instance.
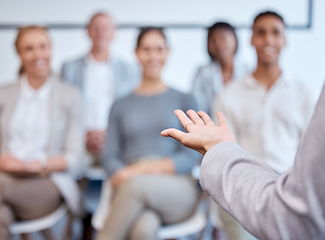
[0,74,85,215]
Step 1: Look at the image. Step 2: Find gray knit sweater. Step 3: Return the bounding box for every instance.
[102,88,200,177]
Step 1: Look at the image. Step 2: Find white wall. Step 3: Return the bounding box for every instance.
[0,0,324,96]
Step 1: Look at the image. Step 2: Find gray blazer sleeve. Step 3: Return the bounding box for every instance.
[60,58,84,88]
[61,62,74,84]
[200,84,325,240]
[115,61,141,98]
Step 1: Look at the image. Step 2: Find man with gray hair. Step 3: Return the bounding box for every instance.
[62,12,139,164]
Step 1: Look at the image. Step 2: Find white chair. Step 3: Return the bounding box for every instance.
[10,204,68,240]
[91,179,113,230]
[157,208,207,240]
[92,178,208,240]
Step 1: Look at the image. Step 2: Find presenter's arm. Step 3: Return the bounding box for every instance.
[162,90,325,240]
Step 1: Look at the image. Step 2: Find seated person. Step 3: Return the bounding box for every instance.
[96,27,200,240]
[61,12,140,165]
[214,11,315,240]
[0,26,84,240]
[192,21,247,115]
[216,11,314,175]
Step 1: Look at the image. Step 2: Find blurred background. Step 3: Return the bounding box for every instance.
[1,0,325,239]
[0,0,324,95]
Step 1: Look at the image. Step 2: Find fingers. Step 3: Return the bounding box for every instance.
[198,111,215,126]
[174,110,193,128]
[161,129,169,137]
[161,128,186,142]
[187,110,204,125]
[174,109,195,131]
[216,112,228,127]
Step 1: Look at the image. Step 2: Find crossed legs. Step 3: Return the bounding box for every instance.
[0,172,63,240]
[96,174,199,240]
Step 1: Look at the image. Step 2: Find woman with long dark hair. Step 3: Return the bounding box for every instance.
[96,27,200,240]
[192,22,247,115]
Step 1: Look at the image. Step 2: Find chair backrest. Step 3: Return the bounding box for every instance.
[91,179,112,230]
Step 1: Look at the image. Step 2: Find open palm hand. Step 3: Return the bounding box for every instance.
[161,110,235,155]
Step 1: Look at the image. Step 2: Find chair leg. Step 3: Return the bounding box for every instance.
[21,233,31,240]
[62,212,74,240]
[82,212,94,240]
[40,229,56,240]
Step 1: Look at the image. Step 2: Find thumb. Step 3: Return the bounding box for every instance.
[217,112,228,127]
[161,128,186,142]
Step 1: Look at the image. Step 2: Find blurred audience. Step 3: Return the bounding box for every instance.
[0,9,316,240]
[61,12,139,166]
[214,11,315,239]
[0,26,84,239]
[192,22,247,115]
[95,27,200,240]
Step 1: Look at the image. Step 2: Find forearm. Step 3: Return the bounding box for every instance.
[45,155,68,172]
[109,159,174,190]
[130,158,176,175]
[152,158,175,174]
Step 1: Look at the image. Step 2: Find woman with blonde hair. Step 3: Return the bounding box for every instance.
[0,26,84,239]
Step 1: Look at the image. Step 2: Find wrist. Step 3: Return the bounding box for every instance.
[204,143,216,153]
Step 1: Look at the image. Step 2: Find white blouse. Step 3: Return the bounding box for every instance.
[8,76,52,161]
[84,55,114,131]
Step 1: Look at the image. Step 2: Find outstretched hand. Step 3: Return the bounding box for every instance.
[161,110,235,155]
